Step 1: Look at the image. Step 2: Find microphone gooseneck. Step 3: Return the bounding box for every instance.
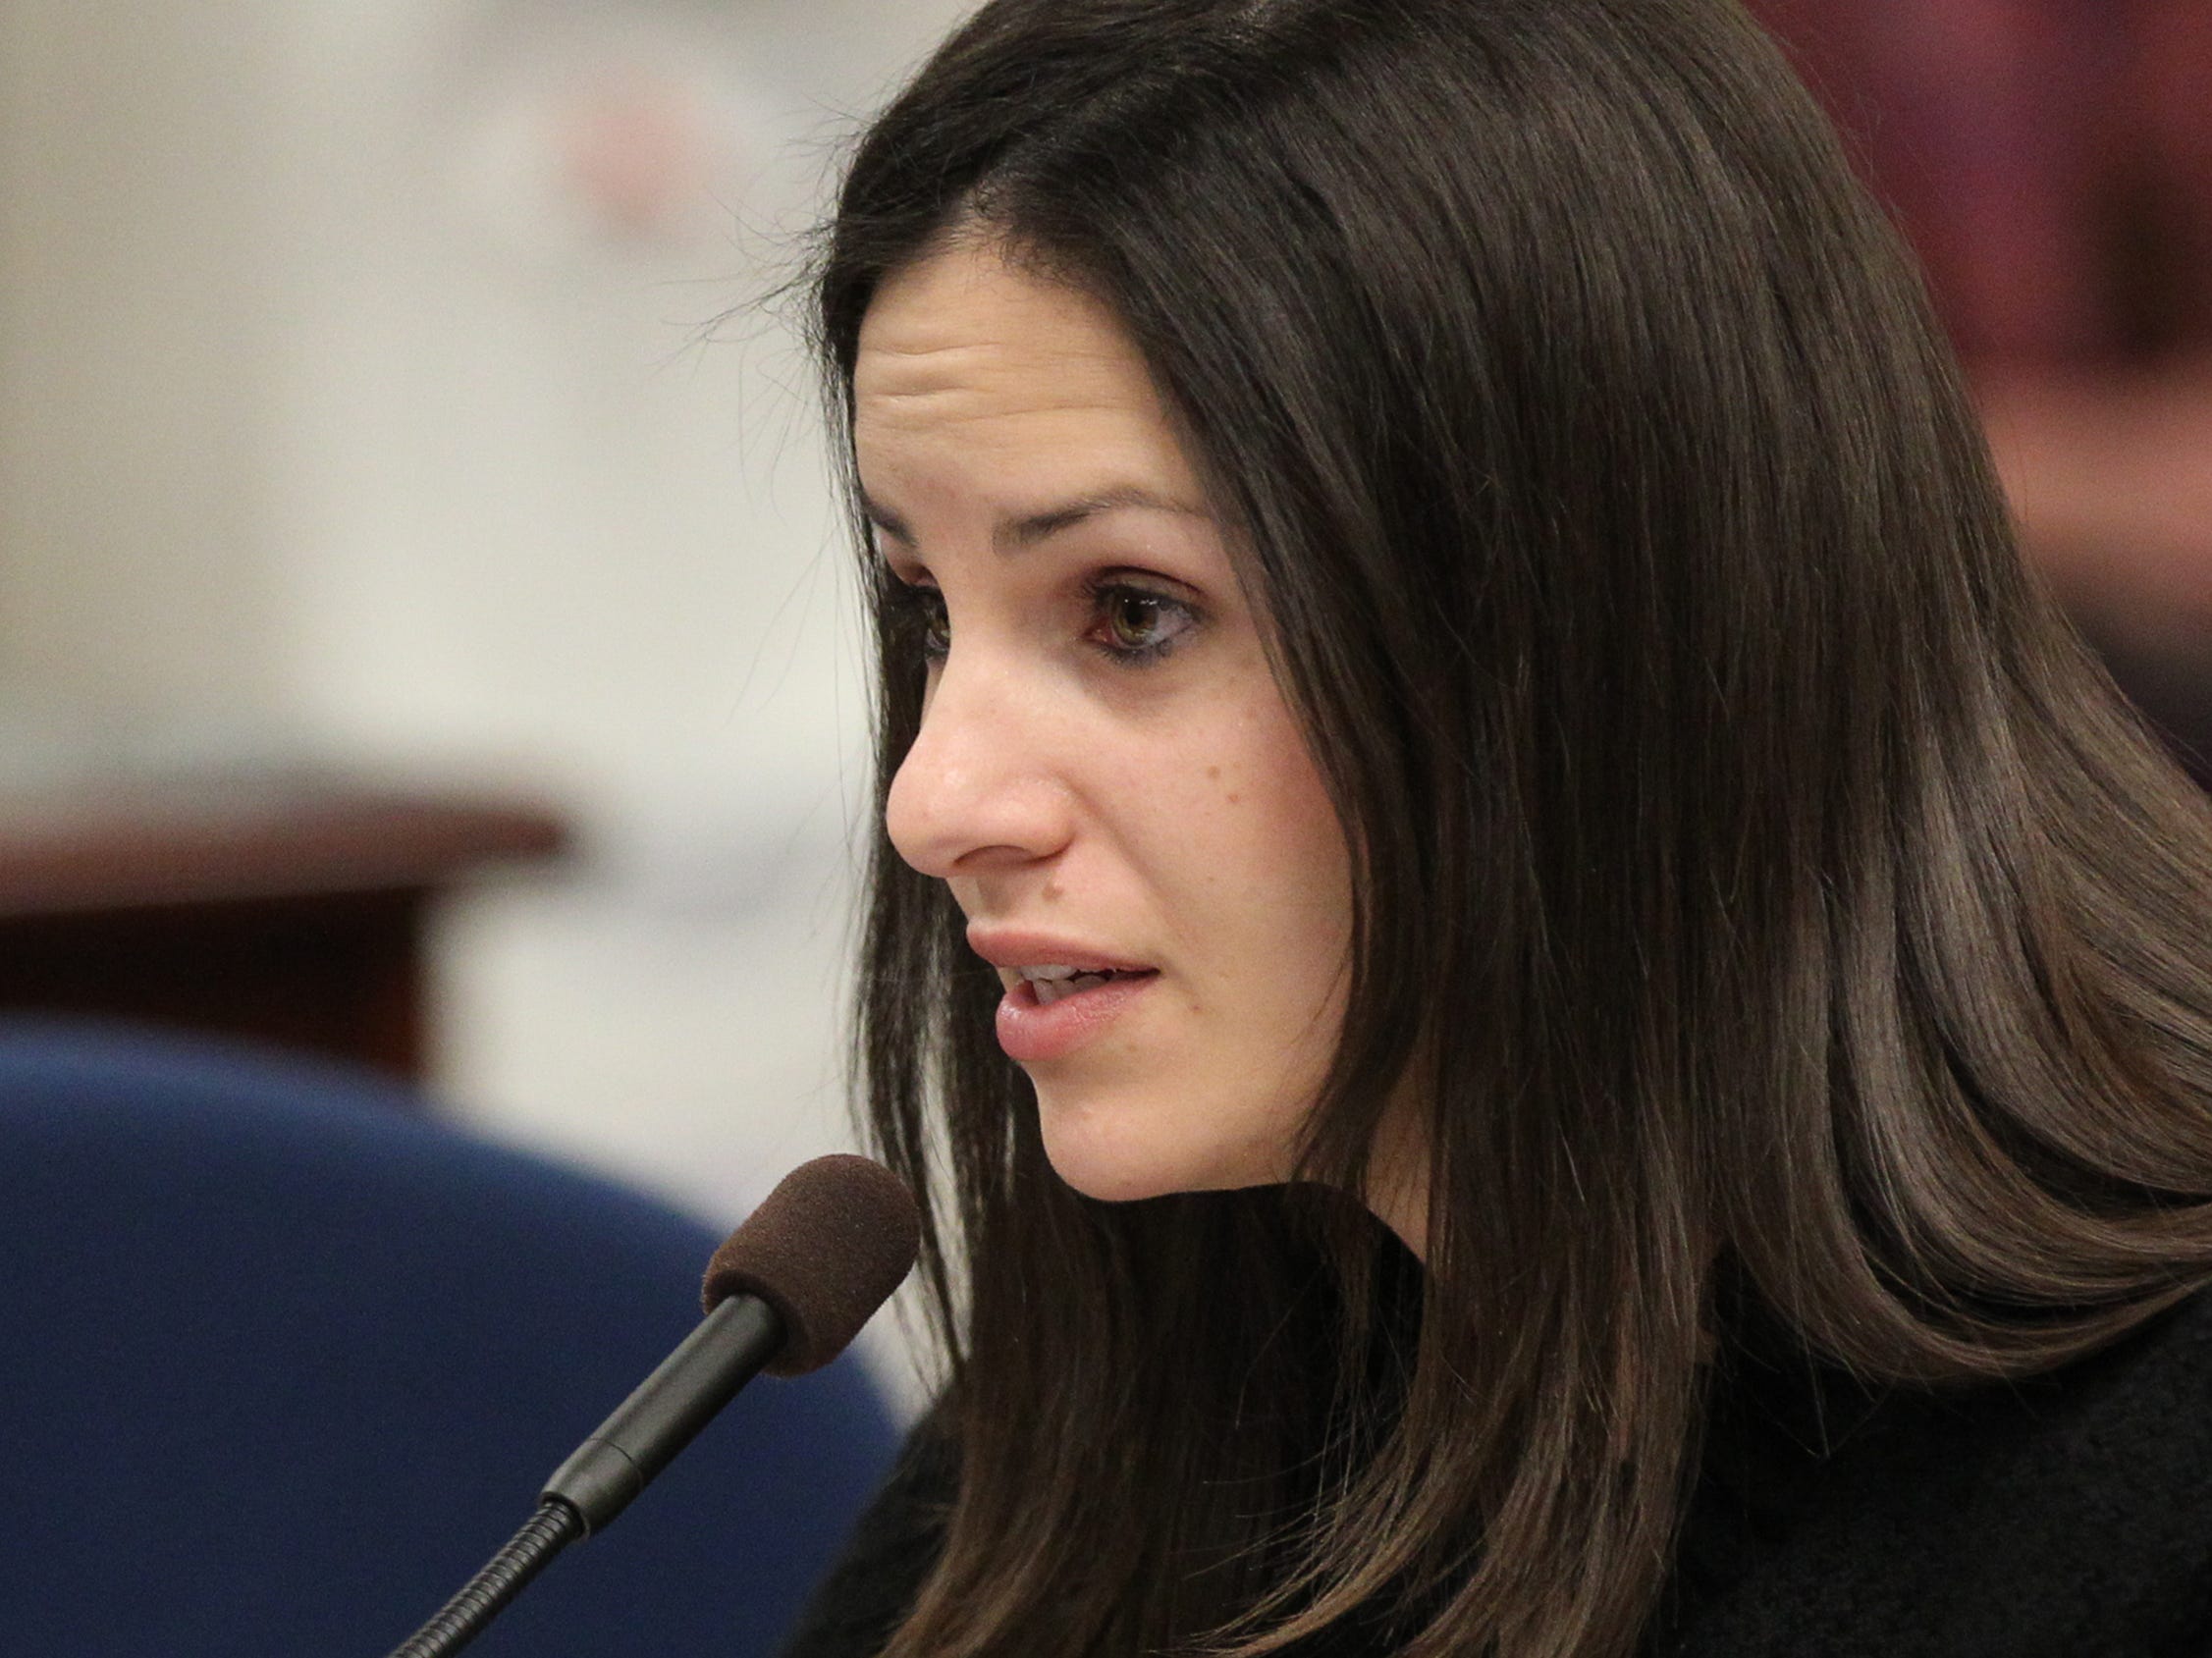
[383,1153,921,1658]
[387,1501,582,1658]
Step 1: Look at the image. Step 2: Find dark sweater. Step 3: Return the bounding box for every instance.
[782,1291,2212,1656]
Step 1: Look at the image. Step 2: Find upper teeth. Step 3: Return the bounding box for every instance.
[1021,965,1093,982]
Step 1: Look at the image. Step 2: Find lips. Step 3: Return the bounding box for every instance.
[995,968,1159,1063]
[968,930,1160,1062]
[967,928,1155,977]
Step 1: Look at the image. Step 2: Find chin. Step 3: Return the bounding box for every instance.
[1033,1083,1275,1204]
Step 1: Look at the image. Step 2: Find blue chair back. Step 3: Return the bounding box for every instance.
[0,1020,898,1657]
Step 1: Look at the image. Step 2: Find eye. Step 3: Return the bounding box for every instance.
[1085,579,1200,666]
[881,579,949,662]
[918,590,951,659]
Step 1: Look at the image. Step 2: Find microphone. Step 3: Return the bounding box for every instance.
[385,1153,920,1658]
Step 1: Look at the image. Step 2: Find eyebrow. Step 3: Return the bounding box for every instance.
[861,486,1212,553]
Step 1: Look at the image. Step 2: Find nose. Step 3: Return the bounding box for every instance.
[884,643,1074,880]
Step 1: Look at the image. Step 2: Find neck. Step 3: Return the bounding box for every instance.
[1362,1093,1431,1263]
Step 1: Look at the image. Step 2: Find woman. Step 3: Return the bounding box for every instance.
[786,0,2212,1652]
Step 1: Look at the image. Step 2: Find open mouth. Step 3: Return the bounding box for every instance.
[995,960,1160,1063]
[1018,965,1158,1007]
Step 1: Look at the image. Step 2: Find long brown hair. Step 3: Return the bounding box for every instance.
[813,1,2212,1652]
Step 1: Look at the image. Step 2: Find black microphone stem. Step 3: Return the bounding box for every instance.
[542,1295,783,1533]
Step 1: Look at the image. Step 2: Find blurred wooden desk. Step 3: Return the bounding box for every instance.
[0,780,565,1081]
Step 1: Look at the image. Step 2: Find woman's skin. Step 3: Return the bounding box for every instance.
[854,233,1430,1238]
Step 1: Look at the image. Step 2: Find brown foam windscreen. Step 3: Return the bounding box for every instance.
[700,1153,920,1376]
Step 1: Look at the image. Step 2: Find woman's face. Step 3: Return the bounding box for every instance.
[853,236,1355,1203]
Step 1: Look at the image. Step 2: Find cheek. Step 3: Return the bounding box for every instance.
[1183,722,1352,1176]
[1028,693,1353,1200]
[1150,703,1353,1008]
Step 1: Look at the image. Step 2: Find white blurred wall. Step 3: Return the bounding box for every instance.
[0,0,975,1412]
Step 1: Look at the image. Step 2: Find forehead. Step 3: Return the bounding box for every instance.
[852,239,1199,493]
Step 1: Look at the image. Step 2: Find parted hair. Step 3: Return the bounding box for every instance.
[813,1,2212,1652]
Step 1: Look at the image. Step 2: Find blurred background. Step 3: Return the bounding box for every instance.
[1753,0,2212,777]
[0,0,976,1415]
[0,0,2207,1432]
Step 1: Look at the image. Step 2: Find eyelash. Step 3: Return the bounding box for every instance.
[879,577,1201,669]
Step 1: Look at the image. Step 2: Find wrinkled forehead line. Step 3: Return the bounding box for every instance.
[852,191,1139,367]
[857,219,1105,371]
[856,263,1149,426]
